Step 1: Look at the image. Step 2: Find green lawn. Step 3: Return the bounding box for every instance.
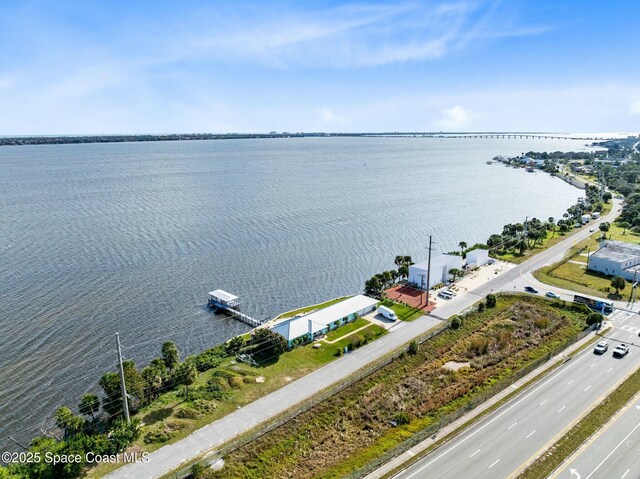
[324,317,369,341]
[88,310,386,478]
[379,299,423,321]
[274,296,351,320]
[534,224,634,299]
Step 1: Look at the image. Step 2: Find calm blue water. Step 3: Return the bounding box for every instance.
[0,136,586,449]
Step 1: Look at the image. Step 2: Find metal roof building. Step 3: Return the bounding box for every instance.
[588,240,640,281]
[270,295,378,346]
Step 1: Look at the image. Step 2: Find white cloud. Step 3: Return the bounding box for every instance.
[630,99,640,115]
[169,1,546,69]
[437,105,473,130]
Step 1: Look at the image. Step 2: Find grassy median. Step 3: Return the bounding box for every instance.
[518,365,640,479]
[199,295,591,479]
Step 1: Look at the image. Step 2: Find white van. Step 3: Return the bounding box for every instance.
[378,305,398,321]
[438,289,455,300]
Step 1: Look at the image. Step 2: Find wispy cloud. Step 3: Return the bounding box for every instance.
[168,1,547,68]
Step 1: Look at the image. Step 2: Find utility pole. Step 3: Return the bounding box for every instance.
[425,236,433,306]
[116,333,130,423]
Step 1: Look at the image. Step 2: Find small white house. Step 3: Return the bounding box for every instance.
[408,254,463,289]
[465,249,490,270]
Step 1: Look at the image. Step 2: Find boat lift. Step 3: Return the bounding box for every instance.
[208,290,264,328]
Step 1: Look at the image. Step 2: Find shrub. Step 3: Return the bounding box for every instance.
[586,312,603,327]
[486,294,497,308]
[229,376,245,389]
[478,302,486,313]
[450,316,462,329]
[468,337,490,356]
[393,412,411,425]
[335,348,343,357]
[534,318,550,329]
[408,341,419,355]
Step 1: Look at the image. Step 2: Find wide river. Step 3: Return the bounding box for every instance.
[0,136,588,449]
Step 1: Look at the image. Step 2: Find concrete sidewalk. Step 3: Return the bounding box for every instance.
[363,324,606,479]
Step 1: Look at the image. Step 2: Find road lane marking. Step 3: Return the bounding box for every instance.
[584,385,591,392]
[585,419,640,478]
[508,422,518,430]
[621,469,630,479]
[590,363,596,368]
[470,449,481,458]
[607,367,613,373]
[401,345,593,479]
[568,379,575,385]
[489,459,500,469]
[526,430,536,438]
[558,406,566,413]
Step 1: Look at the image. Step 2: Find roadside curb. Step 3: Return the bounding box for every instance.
[365,326,605,479]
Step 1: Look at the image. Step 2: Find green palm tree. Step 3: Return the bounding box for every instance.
[458,241,467,258]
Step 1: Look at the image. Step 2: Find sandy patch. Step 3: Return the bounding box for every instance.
[255,376,265,383]
[284,376,293,382]
[442,361,471,371]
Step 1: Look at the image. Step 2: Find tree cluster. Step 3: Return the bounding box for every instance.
[364,255,413,296]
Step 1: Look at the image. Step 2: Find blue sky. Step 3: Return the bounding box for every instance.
[1,0,639,134]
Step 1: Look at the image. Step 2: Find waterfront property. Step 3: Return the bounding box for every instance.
[408,254,463,289]
[465,248,490,269]
[588,240,640,281]
[208,289,264,327]
[270,295,378,347]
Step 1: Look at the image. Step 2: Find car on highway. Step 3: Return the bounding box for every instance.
[545,291,561,299]
[612,344,630,358]
[589,228,596,232]
[593,341,609,354]
[524,286,539,294]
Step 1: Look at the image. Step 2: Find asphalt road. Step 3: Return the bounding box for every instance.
[554,392,640,479]
[393,309,640,479]
[109,199,623,478]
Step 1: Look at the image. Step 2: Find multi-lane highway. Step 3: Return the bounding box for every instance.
[553,392,640,479]
[393,309,640,479]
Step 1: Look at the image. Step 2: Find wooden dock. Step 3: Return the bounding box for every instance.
[208,289,265,328]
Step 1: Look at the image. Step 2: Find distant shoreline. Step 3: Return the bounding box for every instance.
[0,132,614,147]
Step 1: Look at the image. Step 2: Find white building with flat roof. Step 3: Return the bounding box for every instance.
[465,249,490,270]
[588,240,640,281]
[270,295,378,347]
[408,254,463,289]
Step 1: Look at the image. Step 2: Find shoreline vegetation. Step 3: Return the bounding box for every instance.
[3,136,636,479]
[0,132,616,147]
[199,295,594,479]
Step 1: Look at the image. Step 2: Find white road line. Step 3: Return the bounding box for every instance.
[586,421,640,479]
[558,405,566,413]
[568,379,575,385]
[508,422,518,430]
[489,459,500,469]
[621,469,630,479]
[590,363,597,368]
[526,430,536,438]
[470,449,481,458]
[584,385,592,392]
[401,346,592,479]
[607,367,613,373]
